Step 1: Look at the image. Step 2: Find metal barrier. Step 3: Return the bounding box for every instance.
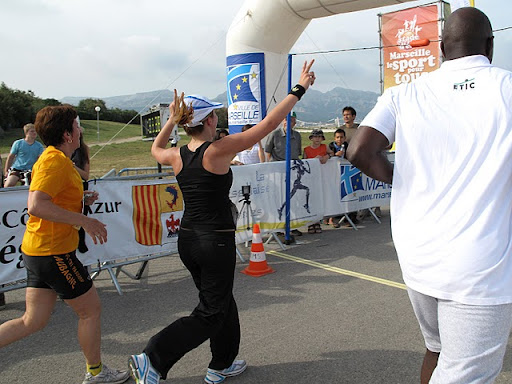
[2,160,392,295]
[1,171,182,296]
[118,166,174,177]
[0,169,236,295]
[101,168,117,178]
[88,169,178,294]
[91,167,248,294]
[1,281,27,293]
[88,252,178,295]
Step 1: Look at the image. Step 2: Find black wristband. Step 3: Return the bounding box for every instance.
[289,84,306,100]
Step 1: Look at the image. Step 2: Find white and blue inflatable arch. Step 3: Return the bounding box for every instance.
[225,0,415,133]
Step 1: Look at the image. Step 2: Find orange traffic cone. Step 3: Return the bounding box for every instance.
[241,223,275,277]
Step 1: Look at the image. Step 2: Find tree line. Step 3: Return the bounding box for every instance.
[0,82,229,131]
[0,82,140,131]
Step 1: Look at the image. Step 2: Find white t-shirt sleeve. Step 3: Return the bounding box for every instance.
[360,89,397,144]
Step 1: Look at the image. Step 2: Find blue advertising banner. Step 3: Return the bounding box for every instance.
[226,53,266,133]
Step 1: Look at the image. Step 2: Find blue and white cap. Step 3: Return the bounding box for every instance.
[184,95,223,127]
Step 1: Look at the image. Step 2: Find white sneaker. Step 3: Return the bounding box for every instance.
[205,360,247,384]
[129,353,161,384]
[82,364,130,384]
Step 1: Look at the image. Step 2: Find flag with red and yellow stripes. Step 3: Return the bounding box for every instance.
[132,183,183,246]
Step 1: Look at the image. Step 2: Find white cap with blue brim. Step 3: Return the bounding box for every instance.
[184,95,223,127]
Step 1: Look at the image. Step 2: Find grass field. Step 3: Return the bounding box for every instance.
[80,119,141,143]
[0,120,140,154]
[87,128,320,178]
[1,120,323,179]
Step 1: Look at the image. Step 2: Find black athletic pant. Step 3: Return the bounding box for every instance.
[145,229,240,379]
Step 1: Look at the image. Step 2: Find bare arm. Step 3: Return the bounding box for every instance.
[322,145,334,163]
[4,153,15,174]
[151,96,182,172]
[257,141,265,163]
[208,60,316,164]
[265,136,274,162]
[345,126,393,184]
[28,190,107,244]
[74,161,90,180]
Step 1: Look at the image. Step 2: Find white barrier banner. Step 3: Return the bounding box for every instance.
[321,159,392,216]
[82,179,182,266]
[232,159,324,243]
[0,158,391,285]
[0,189,29,284]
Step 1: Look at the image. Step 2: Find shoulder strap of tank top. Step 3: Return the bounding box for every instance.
[180,141,212,168]
[198,141,212,159]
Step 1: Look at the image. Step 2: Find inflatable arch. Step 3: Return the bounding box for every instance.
[225,0,415,132]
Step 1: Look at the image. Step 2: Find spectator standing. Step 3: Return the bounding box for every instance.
[347,8,512,383]
[265,112,304,237]
[4,123,44,187]
[329,128,348,159]
[265,112,302,161]
[342,106,359,144]
[339,109,361,225]
[303,128,332,163]
[327,128,349,227]
[303,128,332,234]
[71,121,91,254]
[232,124,265,165]
[214,128,229,141]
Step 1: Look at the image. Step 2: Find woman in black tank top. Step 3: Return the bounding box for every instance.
[128,61,316,384]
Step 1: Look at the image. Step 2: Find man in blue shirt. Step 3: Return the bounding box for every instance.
[4,123,44,187]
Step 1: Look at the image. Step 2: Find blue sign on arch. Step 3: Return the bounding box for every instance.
[226,53,267,134]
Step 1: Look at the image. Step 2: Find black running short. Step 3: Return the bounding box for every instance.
[23,251,93,300]
[7,168,31,181]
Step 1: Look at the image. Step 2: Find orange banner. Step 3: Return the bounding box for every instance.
[381,4,442,90]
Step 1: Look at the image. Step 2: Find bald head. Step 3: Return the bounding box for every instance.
[441,7,493,62]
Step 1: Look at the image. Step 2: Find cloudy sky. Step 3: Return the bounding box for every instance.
[1,0,510,101]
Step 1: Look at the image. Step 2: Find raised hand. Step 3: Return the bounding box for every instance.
[170,89,183,125]
[298,60,316,90]
[170,89,194,126]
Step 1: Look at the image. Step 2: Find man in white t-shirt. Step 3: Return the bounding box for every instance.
[347,8,512,384]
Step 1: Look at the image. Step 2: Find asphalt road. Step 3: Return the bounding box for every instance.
[1,210,512,383]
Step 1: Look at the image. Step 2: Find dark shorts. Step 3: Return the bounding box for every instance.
[7,168,31,184]
[23,251,93,300]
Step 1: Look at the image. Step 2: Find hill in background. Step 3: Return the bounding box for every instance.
[61,87,379,124]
